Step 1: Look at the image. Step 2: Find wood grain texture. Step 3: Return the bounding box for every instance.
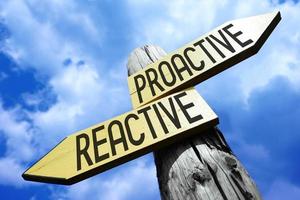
[127,45,262,200]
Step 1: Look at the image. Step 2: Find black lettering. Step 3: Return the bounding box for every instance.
[183,47,205,71]
[92,125,109,164]
[171,54,193,81]
[125,114,145,146]
[153,104,168,134]
[209,30,236,54]
[193,39,216,63]
[108,120,128,156]
[206,36,226,58]
[134,74,146,104]
[158,61,176,87]
[138,106,157,139]
[222,24,253,47]
[158,98,181,132]
[76,133,93,171]
[145,68,165,97]
[174,92,203,123]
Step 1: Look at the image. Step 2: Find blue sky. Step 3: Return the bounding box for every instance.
[0,0,300,199]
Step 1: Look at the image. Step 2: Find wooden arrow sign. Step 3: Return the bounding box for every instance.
[128,11,281,108]
[22,88,218,185]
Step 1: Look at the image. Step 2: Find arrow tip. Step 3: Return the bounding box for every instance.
[21,137,74,185]
[247,10,281,53]
[22,171,70,185]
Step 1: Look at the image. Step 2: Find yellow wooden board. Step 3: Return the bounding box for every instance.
[22,88,218,185]
[128,11,281,108]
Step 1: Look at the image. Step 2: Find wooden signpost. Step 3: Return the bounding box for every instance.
[128,45,262,200]
[23,11,281,199]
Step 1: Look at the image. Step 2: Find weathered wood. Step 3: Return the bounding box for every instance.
[127,45,261,200]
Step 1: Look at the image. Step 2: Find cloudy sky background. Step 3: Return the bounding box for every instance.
[0,0,300,199]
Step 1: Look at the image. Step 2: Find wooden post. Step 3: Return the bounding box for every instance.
[127,45,262,200]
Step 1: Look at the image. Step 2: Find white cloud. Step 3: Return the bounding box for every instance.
[0,103,34,162]
[125,1,300,199]
[29,64,104,148]
[0,0,130,151]
[127,0,268,50]
[127,0,300,101]
[0,157,25,187]
[0,0,299,199]
[0,0,130,190]
[0,0,102,76]
[51,156,159,200]
[0,103,34,187]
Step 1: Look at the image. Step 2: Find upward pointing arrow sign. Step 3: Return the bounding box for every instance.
[128,11,281,108]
